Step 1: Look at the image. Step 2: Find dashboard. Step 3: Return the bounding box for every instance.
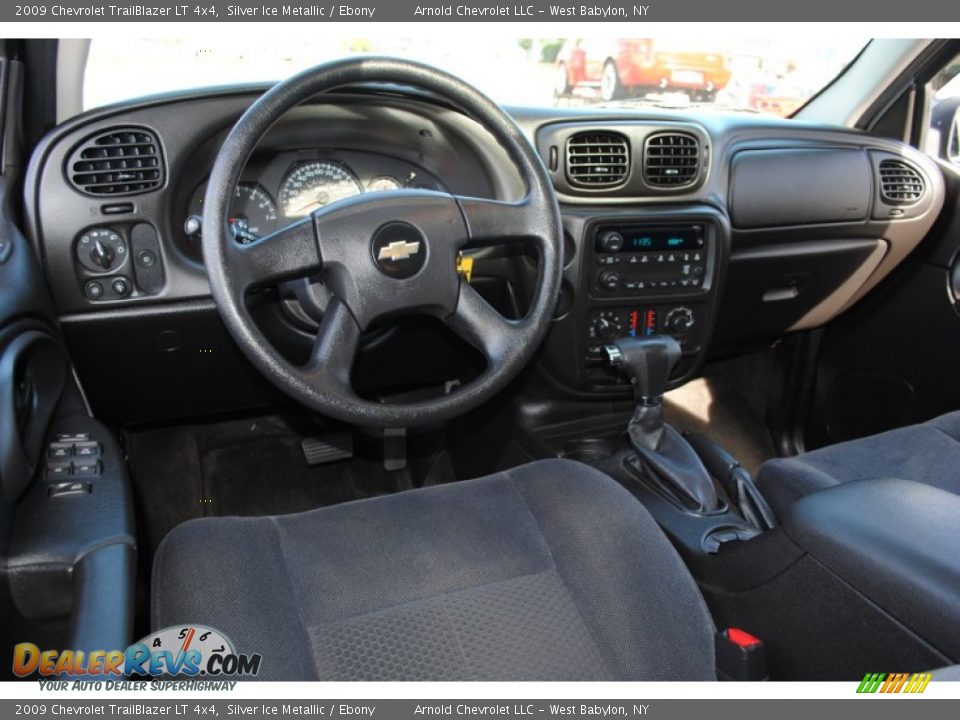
[23,85,947,425]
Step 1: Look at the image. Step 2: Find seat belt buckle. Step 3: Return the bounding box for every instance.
[715,627,768,681]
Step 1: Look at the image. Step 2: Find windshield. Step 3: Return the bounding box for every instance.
[83,36,868,117]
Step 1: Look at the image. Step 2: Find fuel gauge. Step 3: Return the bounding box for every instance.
[367,176,402,193]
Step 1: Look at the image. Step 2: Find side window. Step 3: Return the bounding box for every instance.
[925,53,960,167]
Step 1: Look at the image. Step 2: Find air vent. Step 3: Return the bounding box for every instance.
[67,128,164,196]
[644,132,700,188]
[566,131,630,188]
[878,159,924,204]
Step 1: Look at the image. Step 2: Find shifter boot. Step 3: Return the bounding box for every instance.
[628,420,721,513]
[607,335,722,513]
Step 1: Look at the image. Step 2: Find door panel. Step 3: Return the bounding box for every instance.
[0,47,134,679]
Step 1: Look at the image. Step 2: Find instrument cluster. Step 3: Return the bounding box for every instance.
[181,152,445,261]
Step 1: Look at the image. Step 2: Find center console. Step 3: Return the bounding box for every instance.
[567,209,728,392]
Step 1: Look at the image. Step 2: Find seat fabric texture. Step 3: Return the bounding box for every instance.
[757,410,960,516]
[152,459,716,681]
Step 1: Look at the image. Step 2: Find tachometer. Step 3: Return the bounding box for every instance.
[186,182,279,246]
[280,161,363,217]
[227,183,279,244]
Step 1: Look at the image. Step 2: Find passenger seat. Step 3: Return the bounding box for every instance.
[756,410,960,516]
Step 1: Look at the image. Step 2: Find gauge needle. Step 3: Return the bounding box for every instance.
[290,199,322,216]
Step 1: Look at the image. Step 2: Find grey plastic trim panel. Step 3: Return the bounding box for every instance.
[729,148,872,229]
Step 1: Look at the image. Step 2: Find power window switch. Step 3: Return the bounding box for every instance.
[73,441,101,459]
[48,481,92,497]
[57,433,91,443]
[45,462,73,479]
[72,460,102,478]
[48,442,74,460]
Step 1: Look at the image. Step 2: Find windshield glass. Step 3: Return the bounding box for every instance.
[84,36,868,117]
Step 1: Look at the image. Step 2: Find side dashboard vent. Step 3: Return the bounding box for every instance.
[644,132,700,187]
[565,131,630,188]
[67,128,165,196]
[878,159,925,204]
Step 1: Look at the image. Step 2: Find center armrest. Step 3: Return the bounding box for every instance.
[782,477,960,662]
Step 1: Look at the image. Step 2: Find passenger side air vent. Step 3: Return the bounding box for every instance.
[565,131,630,188]
[643,132,700,188]
[878,159,925,204]
[67,128,165,196]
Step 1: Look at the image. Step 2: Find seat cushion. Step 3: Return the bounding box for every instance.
[757,410,960,516]
[152,459,716,681]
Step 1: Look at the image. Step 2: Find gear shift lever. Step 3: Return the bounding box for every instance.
[604,336,721,513]
[605,336,681,451]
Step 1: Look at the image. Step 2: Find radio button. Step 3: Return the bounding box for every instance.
[598,271,621,292]
[598,231,624,253]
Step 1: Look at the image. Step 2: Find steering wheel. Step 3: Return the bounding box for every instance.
[203,57,563,427]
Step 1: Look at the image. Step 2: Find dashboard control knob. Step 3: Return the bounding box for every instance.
[84,281,104,300]
[598,230,624,253]
[598,271,621,292]
[665,307,695,333]
[184,215,202,237]
[76,228,126,273]
[111,277,131,297]
[90,239,115,269]
[589,310,623,342]
[136,249,157,268]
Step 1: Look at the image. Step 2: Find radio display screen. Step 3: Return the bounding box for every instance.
[623,227,703,252]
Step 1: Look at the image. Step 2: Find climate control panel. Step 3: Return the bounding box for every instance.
[584,304,704,365]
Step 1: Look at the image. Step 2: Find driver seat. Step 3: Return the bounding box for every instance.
[152,459,716,680]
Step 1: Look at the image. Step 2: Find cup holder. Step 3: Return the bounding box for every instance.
[703,525,761,554]
[560,438,614,463]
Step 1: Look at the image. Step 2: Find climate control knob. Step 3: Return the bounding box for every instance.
[665,307,695,333]
[598,230,624,253]
[589,310,623,342]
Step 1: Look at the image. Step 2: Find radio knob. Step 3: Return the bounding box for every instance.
[665,307,695,333]
[598,270,621,291]
[598,231,624,253]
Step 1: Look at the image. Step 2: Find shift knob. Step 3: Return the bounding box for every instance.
[604,335,681,405]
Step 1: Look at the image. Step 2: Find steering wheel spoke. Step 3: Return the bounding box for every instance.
[456,196,544,246]
[446,281,518,368]
[304,297,362,387]
[225,217,322,290]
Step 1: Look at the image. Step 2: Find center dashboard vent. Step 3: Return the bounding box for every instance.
[878,159,925,204]
[643,132,700,187]
[565,131,630,188]
[67,128,165,196]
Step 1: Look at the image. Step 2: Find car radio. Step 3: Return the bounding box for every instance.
[592,224,708,296]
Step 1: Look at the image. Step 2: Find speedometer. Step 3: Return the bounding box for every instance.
[280,161,363,218]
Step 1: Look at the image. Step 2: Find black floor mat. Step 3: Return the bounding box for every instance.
[199,432,407,517]
[126,413,455,560]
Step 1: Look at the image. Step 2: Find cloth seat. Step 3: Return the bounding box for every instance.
[152,459,716,681]
[757,410,960,516]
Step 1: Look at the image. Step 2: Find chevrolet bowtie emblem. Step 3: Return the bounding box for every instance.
[377,240,421,262]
